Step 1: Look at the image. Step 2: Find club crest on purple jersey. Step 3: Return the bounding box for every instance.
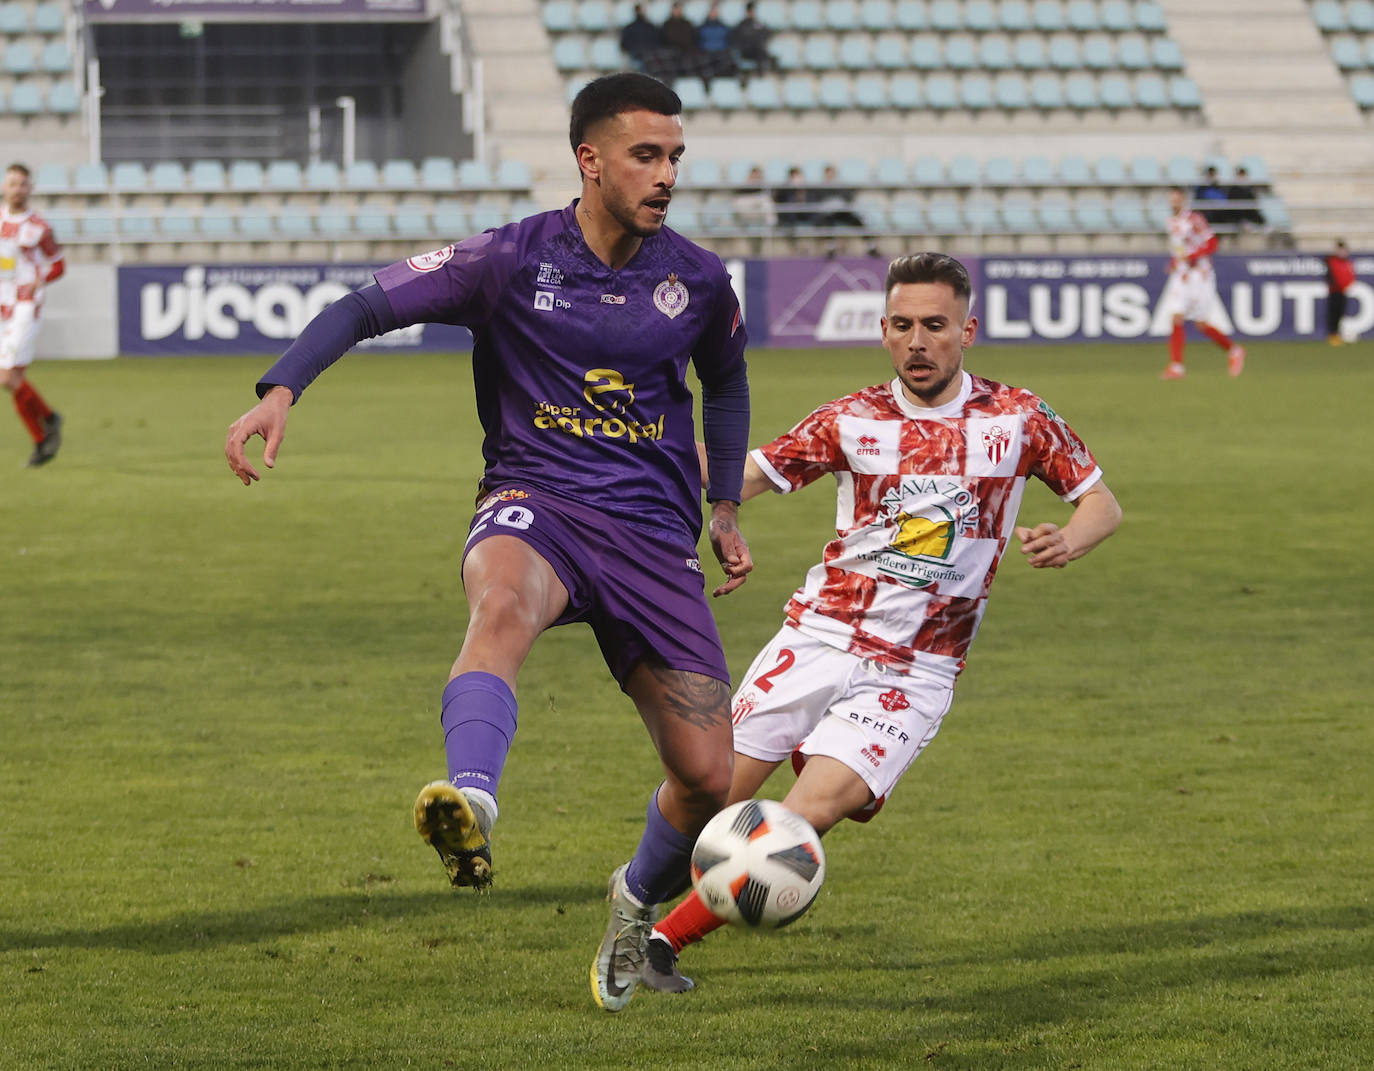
[653,273,689,319]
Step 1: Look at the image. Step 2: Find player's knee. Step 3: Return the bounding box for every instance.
[466,582,546,636]
[675,763,733,816]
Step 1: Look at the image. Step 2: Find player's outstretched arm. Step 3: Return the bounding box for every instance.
[225,385,293,485]
[697,444,775,502]
[1014,481,1122,569]
[708,499,753,597]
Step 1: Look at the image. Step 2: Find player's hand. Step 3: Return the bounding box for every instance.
[1014,522,1072,569]
[708,500,753,597]
[225,385,292,486]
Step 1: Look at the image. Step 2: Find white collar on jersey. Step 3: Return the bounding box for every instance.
[889,370,972,419]
[1,206,34,224]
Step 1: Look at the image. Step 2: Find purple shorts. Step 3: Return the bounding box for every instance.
[463,485,730,687]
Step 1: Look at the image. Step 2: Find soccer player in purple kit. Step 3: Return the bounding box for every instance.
[224,73,752,1012]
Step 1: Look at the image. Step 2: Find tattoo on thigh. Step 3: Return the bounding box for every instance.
[647,666,732,730]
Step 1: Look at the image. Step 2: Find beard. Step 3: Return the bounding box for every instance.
[602,182,667,238]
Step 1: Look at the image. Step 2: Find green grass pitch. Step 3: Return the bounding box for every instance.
[2,340,1371,1069]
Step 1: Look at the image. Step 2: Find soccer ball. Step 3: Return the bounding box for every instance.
[690,799,826,928]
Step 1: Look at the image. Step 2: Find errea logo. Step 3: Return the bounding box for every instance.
[856,434,881,456]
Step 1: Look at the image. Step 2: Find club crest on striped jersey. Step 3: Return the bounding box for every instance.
[982,424,1011,465]
[654,272,689,319]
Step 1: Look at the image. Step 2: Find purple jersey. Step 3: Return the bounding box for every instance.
[374,202,748,541]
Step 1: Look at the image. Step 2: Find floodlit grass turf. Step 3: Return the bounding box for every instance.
[2,341,1371,1070]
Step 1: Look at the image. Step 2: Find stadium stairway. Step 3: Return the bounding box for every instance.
[1159,0,1374,243]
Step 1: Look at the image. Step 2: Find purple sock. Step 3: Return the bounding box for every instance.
[624,787,695,905]
[441,672,518,799]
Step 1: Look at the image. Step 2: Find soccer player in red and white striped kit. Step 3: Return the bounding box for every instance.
[1160,185,1245,380]
[1,162,65,466]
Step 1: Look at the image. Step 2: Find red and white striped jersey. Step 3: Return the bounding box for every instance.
[1167,209,1216,273]
[753,373,1103,680]
[0,208,63,307]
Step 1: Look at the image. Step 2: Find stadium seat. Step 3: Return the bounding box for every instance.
[553,38,588,72]
[1029,72,1064,109]
[854,73,888,108]
[419,157,456,189]
[0,3,26,33]
[149,161,186,191]
[924,74,958,110]
[1133,1,1167,32]
[959,73,995,109]
[352,207,391,238]
[910,37,941,69]
[228,160,264,190]
[1002,195,1037,233]
[818,74,853,108]
[875,156,907,185]
[1101,0,1134,32]
[803,34,839,69]
[983,156,1018,185]
[1151,38,1184,70]
[768,35,802,70]
[1134,72,1169,109]
[196,212,235,239]
[745,76,782,109]
[1066,0,1099,32]
[911,156,945,185]
[33,2,64,32]
[966,0,997,31]
[1331,36,1365,70]
[46,81,80,114]
[264,160,303,189]
[1074,195,1111,231]
[1362,37,1374,67]
[999,0,1031,31]
[965,197,1000,234]
[1129,155,1163,184]
[980,36,1014,70]
[668,200,701,234]
[81,213,115,240]
[1082,35,1116,70]
[1032,0,1065,32]
[1093,155,1128,185]
[9,82,41,113]
[929,0,961,32]
[1311,0,1346,32]
[1064,73,1099,109]
[873,33,907,68]
[889,195,925,231]
[889,73,922,108]
[1114,34,1150,71]
[781,75,817,110]
[1057,154,1091,184]
[791,0,825,31]
[110,162,147,191]
[709,77,746,109]
[688,158,726,186]
[5,42,35,75]
[577,0,612,32]
[1013,36,1047,68]
[1349,72,1374,106]
[926,196,964,234]
[947,154,980,186]
[33,161,67,191]
[118,213,157,240]
[392,203,432,238]
[893,0,927,31]
[945,36,977,69]
[589,36,622,71]
[825,0,860,30]
[456,159,494,187]
[1236,155,1269,183]
[674,78,709,110]
[755,0,788,29]
[159,210,197,239]
[1109,193,1149,230]
[836,157,871,184]
[994,72,1030,108]
[542,1,576,32]
[1100,73,1133,110]
[838,34,872,69]
[1048,35,1082,70]
[1021,155,1054,184]
[1349,0,1374,32]
[316,206,353,238]
[859,0,890,31]
[40,41,71,73]
[71,162,107,192]
[1164,155,1198,184]
[277,211,316,239]
[305,160,341,189]
[1260,195,1291,230]
[236,212,275,240]
[1169,75,1202,108]
[344,160,379,188]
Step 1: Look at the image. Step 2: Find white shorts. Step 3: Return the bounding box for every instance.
[1159,267,1219,323]
[0,302,39,371]
[730,626,953,808]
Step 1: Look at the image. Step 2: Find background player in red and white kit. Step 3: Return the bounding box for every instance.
[1160,185,1245,380]
[640,253,1122,994]
[1,162,65,466]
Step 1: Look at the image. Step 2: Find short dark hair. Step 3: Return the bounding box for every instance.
[885,253,972,305]
[569,73,682,154]
[6,162,30,178]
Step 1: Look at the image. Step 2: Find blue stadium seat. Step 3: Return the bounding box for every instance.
[1331,36,1365,70]
[1093,155,1128,185]
[1021,155,1054,184]
[1074,195,1111,231]
[1151,38,1183,70]
[71,162,108,192]
[947,154,980,185]
[1260,195,1291,229]
[1134,72,1169,108]
[1000,0,1032,31]
[1032,0,1065,32]
[34,161,68,191]
[875,156,907,184]
[149,161,186,191]
[1349,0,1374,32]
[667,200,701,235]
[965,197,1000,234]
[837,157,871,184]
[5,42,35,75]
[965,0,997,31]
[316,206,352,238]
[803,34,839,69]
[1311,0,1345,32]
[1057,154,1091,184]
[1082,35,1116,70]
[1201,154,1231,179]
[276,210,316,239]
[1099,73,1133,109]
[945,35,977,69]
[457,159,493,186]
[873,33,907,68]
[768,36,802,70]
[893,0,927,31]
[265,160,303,189]
[926,195,964,234]
[994,72,1030,108]
[924,74,958,110]
[432,202,471,238]
[196,212,235,239]
[745,76,782,108]
[854,73,888,108]
[46,81,80,114]
[1129,155,1163,184]
[959,73,995,109]
[674,77,709,110]
[852,192,887,229]
[419,157,456,188]
[118,213,157,240]
[762,158,792,184]
[577,0,613,32]
[1116,34,1151,70]
[344,160,378,188]
[983,156,1018,185]
[1236,155,1269,183]
[825,0,861,30]
[1064,73,1099,109]
[111,162,147,191]
[1362,37,1374,66]
[392,203,432,238]
[979,36,1014,69]
[81,213,115,240]
[1133,0,1167,32]
[781,75,818,110]
[589,36,622,70]
[1164,155,1198,184]
[353,207,392,238]
[929,0,961,32]
[791,0,825,31]
[542,1,576,32]
[709,77,746,109]
[33,1,64,32]
[1109,192,1149,230]
[305,160,340,189]
[818,74,853,108]
[1048,35,1082,70]
[1029,72,1065,109]
[236,212,275,240]
[1169,75,1201,108]
[1101,0,1134,32]
[228,160,264,190]
[0,3,26,33]
[1065,0,1099,31]
[497,159,532,188]
[1013,36,1047,68]
[40,41,71,73]
[755,0,788,29]
[859,0,891,31]
[910,36,941,69]
[688,158,726,186]
[911,156,945,185]
[553,38,587,71]
[889,73,922,108]
[889,195,925,231]
[159,210,198,239]
[1002,195,1037,233]
[838,34,872,69]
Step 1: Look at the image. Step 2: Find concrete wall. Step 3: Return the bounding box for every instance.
[400,21,472,163]
[39,264,119,360]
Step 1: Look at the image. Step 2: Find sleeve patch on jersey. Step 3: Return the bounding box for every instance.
[406,245,455,273]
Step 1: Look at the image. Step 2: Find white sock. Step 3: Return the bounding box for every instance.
[460,786,498,837]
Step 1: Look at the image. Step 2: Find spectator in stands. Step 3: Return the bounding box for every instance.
[1,162,64,468]
[732,165,776,229]
[731,1,772,76]
[660,2,700,74]
[1192,166,1229,227]
[1325,239,1357,345]
[620,4,662,70]
[773,166,814,228]
[697,3,737,78]
[1226,166,1265,230]
[811,164,864,229]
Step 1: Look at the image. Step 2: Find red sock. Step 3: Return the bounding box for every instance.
[12,381,49,442]
[655,889,729,953]
[1198,323,1234,350]
[1169,322,1185,363]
